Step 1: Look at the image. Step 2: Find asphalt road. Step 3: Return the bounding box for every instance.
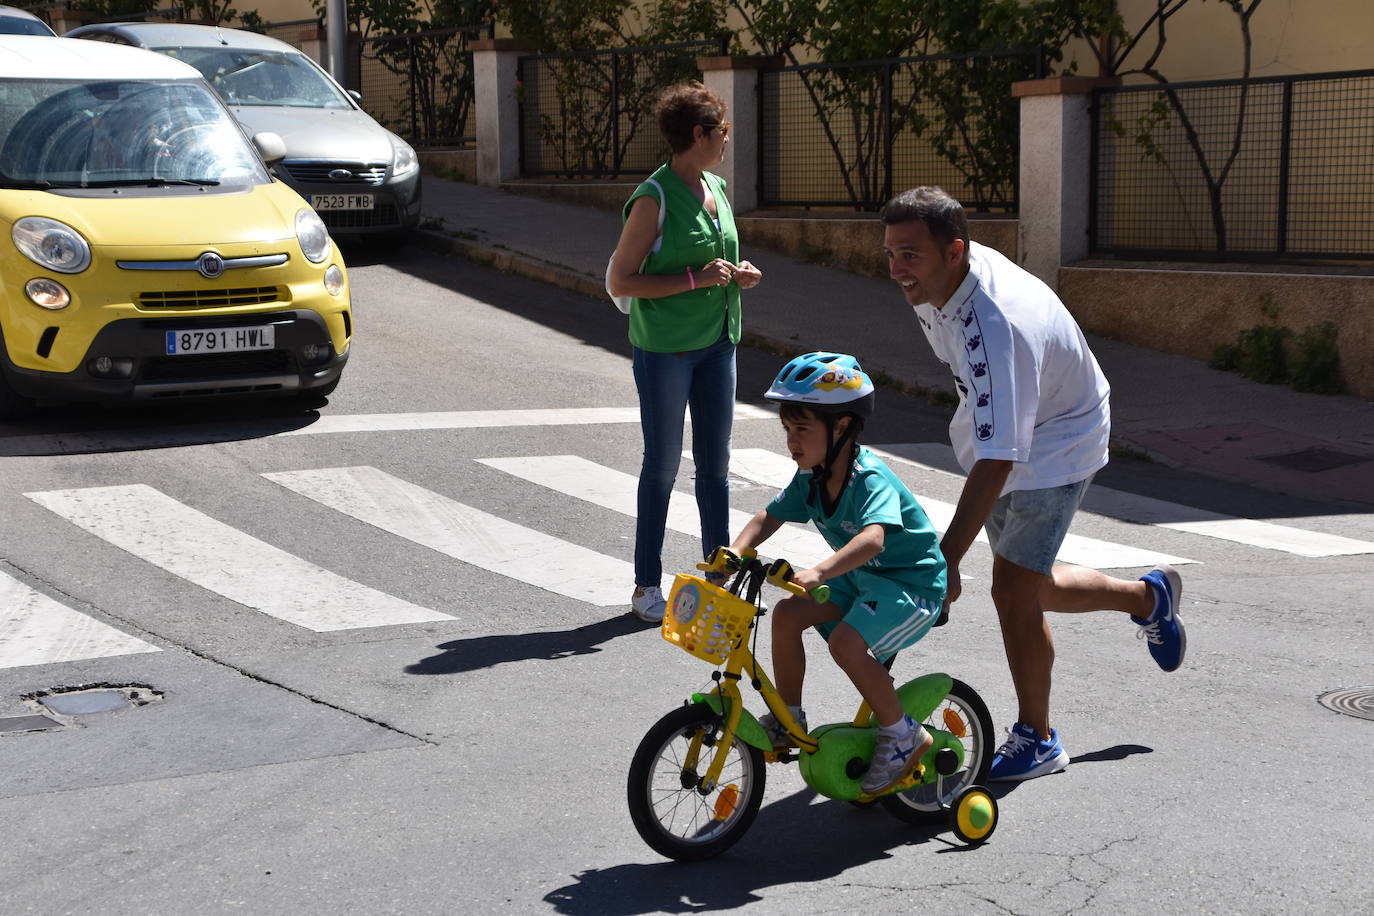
[1,246,1371,915]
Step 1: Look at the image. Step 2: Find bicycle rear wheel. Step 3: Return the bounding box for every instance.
[880,678,993,824]
[627,703,766,861]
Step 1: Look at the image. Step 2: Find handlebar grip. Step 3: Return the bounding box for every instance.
[766,559,830,603]
[697,546,742,574]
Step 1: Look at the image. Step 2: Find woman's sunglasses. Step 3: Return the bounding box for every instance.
[702,120,731,138]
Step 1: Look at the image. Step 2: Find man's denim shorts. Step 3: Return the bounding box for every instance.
[983,476,1094,575]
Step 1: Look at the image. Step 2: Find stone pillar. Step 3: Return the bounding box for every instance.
[1011,76,1119,289]
[472,38,537,188]
[698,56,780,215]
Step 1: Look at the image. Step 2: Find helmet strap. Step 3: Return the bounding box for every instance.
[807,414,859,516]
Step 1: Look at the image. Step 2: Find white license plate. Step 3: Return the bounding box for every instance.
[164,326,275,355]
[311,193,374,210]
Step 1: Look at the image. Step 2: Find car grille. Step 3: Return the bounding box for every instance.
[137,287,283,310]
[319,204,400,230]
[141,350,296,381]
[282,161,388,186]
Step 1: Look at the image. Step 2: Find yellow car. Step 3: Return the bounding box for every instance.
[0,36,351,418]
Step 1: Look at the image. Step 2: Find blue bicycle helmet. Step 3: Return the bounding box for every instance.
[765,352,875,417]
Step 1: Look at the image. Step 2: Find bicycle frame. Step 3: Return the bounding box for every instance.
[683,550,968,803]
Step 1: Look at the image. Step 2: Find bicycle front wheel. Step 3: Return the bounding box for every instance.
[627,703,766,861]
[880,678,994,824]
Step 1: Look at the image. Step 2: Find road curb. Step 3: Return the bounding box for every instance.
[413,228,605,301]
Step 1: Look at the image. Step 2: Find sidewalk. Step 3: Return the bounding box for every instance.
[414,177,1374,508]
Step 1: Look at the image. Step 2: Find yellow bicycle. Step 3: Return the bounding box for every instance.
[627,548,999,860]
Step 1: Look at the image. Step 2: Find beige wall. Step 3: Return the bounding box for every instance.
[1067,0,1370,81]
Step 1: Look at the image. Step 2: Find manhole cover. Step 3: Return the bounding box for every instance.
[1317,687,1374,721]
[40,689,129,716]
[28,684,163,717]
[1256,447,1372,473]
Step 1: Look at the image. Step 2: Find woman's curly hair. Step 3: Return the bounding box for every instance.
[655,81,727,154]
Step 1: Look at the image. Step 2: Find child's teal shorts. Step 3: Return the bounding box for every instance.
[815,567,943,663]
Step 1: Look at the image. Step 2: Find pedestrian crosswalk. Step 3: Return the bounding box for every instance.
[27,484,454,632]
[5,428,1372,673]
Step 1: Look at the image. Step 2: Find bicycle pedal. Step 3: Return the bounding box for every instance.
[764,750,797,764]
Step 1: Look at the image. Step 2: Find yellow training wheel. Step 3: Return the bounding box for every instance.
[949,785,998,845]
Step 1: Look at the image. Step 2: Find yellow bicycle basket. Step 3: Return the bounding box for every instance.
[662,574,756,663]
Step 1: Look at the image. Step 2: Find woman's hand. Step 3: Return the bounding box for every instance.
[732,260,762,290]
[702,258,735,288]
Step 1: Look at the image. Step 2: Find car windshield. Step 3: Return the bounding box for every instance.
[159,47,351,109]
[0,78,267,188]
[0,17,55,36]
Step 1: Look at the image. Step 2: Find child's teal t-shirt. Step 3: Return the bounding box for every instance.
[766,446,947,603]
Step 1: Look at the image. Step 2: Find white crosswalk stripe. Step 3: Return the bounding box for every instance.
[277,404,776,437]
[0,570,159,669]
[25,484,453,633]
[875,443,1374,559]
[477,455,834,568]
[727,447,1196,570]
[263,465,640,606]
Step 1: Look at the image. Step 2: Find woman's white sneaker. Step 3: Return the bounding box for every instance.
[631,586,666,623]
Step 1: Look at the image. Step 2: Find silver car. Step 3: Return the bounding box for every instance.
[65,22,420,238]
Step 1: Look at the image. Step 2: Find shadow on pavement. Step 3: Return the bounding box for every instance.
[0,397,330,456]
[404,613,649,674]
[544,786,966,915]
[1069,744,1154,765]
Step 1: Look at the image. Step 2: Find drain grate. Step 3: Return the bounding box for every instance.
[0,714,63,734]
[1317,687,1374,721]
[1256,447,1372,473]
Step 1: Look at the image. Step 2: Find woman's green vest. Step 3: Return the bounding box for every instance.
[621,162,741,352]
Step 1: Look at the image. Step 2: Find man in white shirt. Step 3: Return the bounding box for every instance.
[882,186,1186,782]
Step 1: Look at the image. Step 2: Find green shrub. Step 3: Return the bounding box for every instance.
[1232,323,1289,384]
[1288,321,1345,394]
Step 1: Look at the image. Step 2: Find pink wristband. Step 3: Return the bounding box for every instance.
[686,266,696,290]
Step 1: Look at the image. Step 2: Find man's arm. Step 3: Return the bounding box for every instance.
[941,459,1013,604]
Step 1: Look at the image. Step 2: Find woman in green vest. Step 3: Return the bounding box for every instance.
[608,81,763,623]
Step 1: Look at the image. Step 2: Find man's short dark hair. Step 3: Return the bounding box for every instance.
[881,186,970,251]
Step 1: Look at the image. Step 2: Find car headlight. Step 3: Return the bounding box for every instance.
[324,264,344,296]
[296,208,330,264]
[13,217,91,274]
[391,139,418,180]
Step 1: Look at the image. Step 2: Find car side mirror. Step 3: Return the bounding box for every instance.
[347,89,362,103]
[252,131,287,165]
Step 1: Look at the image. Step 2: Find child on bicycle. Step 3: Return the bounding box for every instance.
[728,352,948,795]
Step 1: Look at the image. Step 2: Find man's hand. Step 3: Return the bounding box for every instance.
[944,560,962,606]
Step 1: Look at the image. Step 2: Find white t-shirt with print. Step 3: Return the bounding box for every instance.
[912,242,1110,494]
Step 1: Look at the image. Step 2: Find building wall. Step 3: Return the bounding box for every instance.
[1067,0,1370,81]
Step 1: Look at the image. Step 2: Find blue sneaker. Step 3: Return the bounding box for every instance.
[988,722,1069,782]
[1136,565,1185,672]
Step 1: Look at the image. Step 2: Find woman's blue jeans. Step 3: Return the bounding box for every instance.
[632,336,736,586]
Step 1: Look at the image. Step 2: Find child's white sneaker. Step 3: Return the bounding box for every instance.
[631,585,666,623]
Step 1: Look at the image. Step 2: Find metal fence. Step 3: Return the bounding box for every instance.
[518,39,728,178]
[1091,69,1374,261]
[357,25,493,148]
[758,49,1044,212]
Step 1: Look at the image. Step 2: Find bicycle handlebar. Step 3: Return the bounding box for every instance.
[697,548,830,604]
